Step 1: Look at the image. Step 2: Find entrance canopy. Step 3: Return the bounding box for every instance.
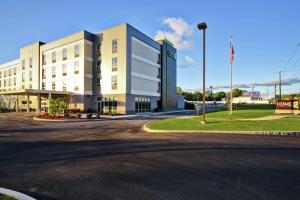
[0,89,73,96]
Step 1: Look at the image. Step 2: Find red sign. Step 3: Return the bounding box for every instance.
[276,100,293,110]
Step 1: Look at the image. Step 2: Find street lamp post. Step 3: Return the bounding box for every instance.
[197,22,207,124]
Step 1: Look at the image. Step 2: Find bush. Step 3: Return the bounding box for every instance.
[185,102,195,110]
[48,98,67,116]
[0,194,18,200]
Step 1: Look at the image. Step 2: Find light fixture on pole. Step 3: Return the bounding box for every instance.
[197,22,207,124]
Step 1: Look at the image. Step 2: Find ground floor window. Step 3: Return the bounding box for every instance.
[98,97,117,114]
[135,97,151,113]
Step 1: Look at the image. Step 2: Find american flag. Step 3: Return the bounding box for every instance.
[230,35,234,64]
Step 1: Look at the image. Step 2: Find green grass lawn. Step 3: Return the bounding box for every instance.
[0,194,18,200]
[147,104,300,131]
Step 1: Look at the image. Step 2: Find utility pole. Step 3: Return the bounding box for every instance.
[274,82,277,100]
[279,71,282,100]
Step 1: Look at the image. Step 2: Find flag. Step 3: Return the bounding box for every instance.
[230,35,234,64]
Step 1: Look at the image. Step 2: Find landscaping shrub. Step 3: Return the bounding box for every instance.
[48,98,67,116]
[185,102,195,110]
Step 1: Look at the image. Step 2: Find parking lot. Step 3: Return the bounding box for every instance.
[0,112,299,200]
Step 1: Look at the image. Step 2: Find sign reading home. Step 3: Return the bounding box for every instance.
[276,100,293,110]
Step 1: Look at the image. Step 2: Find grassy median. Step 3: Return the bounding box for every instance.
[147,104,300,131]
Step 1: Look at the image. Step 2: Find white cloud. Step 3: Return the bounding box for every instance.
[155,17,195,50]
[184,55,196,64]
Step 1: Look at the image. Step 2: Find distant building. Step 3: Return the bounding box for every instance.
[0,23,179,114]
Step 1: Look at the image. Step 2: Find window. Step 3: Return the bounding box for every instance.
[42,83,46,90]
[8,68,11,76]
[112,39,118,53]
[157,53,161,64]
[100,97,118,113]
[62,48,67,60]
[112,57,118,72]
[29,83,32,89]
[157,82,161,93]
[29,57,32,68]
[97,43,101,56]
[74,44,80,57]
[0,71,1,78]
[74,61,79,74]
[22,60,25,70]
[29,71,33,81]
[4,80,6,87]
[74,81,79,91]
[111,75,117,90]
[13,67,16,75]
[8,78,11,87]
[52,82,56,90]
[42,68,46,79]
[14,77,16,86]
[52,66,56,78]
[22,84,25,89]
[96,78,100,87]
[52,51,56,63]
[42,54,46,65]
[62,81,67,91]
[62,64,67,76]
[4,70,6,77]
[135,97,151,113]
[22,72,25,82]
[157,68,161,78]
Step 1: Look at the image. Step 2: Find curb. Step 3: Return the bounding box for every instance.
[0,187,36,200]
[143,123,300,136]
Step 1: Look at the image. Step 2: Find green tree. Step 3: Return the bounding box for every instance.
[176,86,183,95]
[214,91,226,101]
[48,98,67,116]
[232,88,243,97]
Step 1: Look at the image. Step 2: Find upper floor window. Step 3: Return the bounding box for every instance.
[157,82,161,93]
[96,78,100,87]
[42,68,46,79]
[29,83,32,89]
[97,43,101,56]
[42,54,46,65]
[8,68,11,76]
[29,71,33,81]
[13,77,16,86]
[42,82,46,90]
[157,54,161,64]
[74,81,79,91]
[63,48,67,60]
[8,78,11,86]
[111,75,118,90]
[52,51,56,63]
[52,66,56,78]
[0,71,2,78]
[4,70,7,77]
[13,67,17,75]
[22,60,25,70]
[4,80,6,87]
[29,57,33,68]
[52,82,56,90]
[157,68,161,79]
[112,39,118,53]
[112,57,118,72]
[74,44,80,57]
[62,64,67,76]
[22,72,25,82]
[62,81,67,91]
[74,61,79,74]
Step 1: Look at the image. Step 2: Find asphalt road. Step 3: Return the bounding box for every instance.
[0,113,299,200]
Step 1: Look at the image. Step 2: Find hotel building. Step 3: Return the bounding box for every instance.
[0,23,181,114]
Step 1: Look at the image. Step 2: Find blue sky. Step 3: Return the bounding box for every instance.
[1,0,300,96]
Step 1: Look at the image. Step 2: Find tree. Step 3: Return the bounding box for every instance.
[48,98,67,116]
[232,88,243,97]
[214,91,226,101]
[176,87,183,95]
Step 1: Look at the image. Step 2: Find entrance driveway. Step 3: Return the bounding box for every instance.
[0,113,299,200]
